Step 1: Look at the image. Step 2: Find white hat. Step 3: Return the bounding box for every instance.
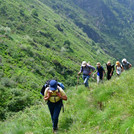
[122,58,127,63]
[81,61,87,67]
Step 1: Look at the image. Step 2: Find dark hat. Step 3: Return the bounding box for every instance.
[49,80,57,91]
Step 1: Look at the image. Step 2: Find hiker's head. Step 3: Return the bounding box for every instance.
[122,58,127,64]
[49,80,57,91]
[107,61,111,66]
[81,61,87,67]
[97,62,101,68]
[116,61,120,66]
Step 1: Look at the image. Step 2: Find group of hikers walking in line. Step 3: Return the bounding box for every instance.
[78,58,132,88]
[42,58,132,133]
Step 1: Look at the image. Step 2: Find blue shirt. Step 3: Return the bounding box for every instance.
[97,66,104,78]
[80,65,95,75]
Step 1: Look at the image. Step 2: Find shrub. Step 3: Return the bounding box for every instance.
[1,77,16,88]
[7,88,32,112]
[31,9,38,17]
[0,25,11,34]
[55,24,63,32]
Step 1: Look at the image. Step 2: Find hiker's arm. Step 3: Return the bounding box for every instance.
[93,71,97,76]
[116,66,117,73]
[78,71,81,75]
[121,66,124,72]
[78,66,83,75]
[44,91,52,100]
[103,71,105,79]
[56,92,67,101]
[110,68,113,76]
[61,95,67,101]
[89,66,95,75]
[129,64,132,68]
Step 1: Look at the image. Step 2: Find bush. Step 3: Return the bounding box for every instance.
[1,77,16,88]
[31,9,38,17]
[7,88,32,112]
[0,25,11,35]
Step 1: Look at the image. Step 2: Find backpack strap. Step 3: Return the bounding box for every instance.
[57,86,64,112]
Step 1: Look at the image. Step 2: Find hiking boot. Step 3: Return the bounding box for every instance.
[53,128,58,133]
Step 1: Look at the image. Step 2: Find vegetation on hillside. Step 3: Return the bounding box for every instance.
[0,0,114,120]
[41,0,134,64]
[0,69,134,134]
[0,1,133,133]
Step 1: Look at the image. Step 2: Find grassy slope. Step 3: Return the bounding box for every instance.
[0,0,115,120]
[0,69,133,134]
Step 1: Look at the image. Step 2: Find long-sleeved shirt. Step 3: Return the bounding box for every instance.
[80,65,95,75]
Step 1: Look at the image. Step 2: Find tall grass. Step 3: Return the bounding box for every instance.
[0,69,134,134]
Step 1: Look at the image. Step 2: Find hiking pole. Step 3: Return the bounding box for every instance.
[76,75,79,90]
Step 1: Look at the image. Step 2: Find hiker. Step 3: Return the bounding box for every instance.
[106,61,114,80]
[44,80,67,133]
[78,61,95,88]
[116,61,123,76]
[93,62,105,84]
[122,58,132,70]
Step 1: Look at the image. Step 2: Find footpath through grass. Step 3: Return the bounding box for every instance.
[0,69,134,134]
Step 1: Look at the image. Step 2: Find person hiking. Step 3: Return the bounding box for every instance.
[93,62,105,84]
[106,61,114,80]
[116,61,123,76]
[78,61,95,88]
[44,80,67,133]
[122,58,132,70]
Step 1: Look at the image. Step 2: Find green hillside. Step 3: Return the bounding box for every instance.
[0,69,134,134]
[0,0,134,132]
[41,0,134,64]
[0,0,114,120]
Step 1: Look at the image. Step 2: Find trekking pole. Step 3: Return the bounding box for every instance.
[76,75,79,90]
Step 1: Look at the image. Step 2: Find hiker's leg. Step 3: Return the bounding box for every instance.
[100,76,103,83]
[82,75,86,86]
[97,75,100,84]
[52,101,62,130]
[107,73,111,80]
[84,76,90,87]
[47,101,55,125]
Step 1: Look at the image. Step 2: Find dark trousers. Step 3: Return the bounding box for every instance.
[107,73,111,80]
[47,100,62,129]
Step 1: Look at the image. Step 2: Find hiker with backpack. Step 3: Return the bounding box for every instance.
[122,58,132,70]
[106,61,114,80]
[44,80,67,133]
[78,61,95,88]
[116,61,123,76]
[93,62,105,84]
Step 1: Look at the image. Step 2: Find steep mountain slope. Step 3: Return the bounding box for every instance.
[0,69,134,134]
[41,0,134,64]
[0,0,114,120]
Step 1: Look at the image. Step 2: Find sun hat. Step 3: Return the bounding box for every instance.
[81,61,87,67]
[122,58,127,63]
[116,61,120,65]
[49,80,57,91]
